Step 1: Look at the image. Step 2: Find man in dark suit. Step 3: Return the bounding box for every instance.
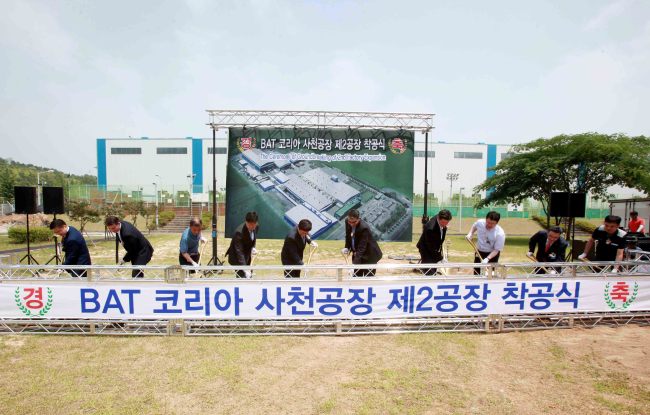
[281,219,317,278]
[417,209,452,275]
[226,211,259,278]
[105,216,154,278]
[50,219,91,278]
[342,209,383,277]
[528,226,568,274]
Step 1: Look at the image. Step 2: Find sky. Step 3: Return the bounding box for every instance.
[1,0,649,175]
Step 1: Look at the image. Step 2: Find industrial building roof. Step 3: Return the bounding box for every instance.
[302,168,360,205]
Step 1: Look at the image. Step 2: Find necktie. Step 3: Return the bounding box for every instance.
[545,240,551,253]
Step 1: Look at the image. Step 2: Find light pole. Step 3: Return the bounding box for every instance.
[446,173,459,205]
[152,182,159,228]
[154,175,161,228]
[37,169,54,210]
[422,131,430,225]
[459,187,465,232]
[187,173,196,216]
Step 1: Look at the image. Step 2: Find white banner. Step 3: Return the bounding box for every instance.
[2,278,649,320]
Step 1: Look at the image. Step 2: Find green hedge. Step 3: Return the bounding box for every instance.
[158,211,176,227]
[8,226,52,244]
[201,212,212,230]
[575,219,597,234]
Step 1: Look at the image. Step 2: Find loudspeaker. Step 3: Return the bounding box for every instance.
[549,192,586,217]
[14,187,37,214]
[572,239,594,261]
[43,187,65,214]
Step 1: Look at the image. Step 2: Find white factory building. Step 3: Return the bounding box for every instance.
[96,135,641,201]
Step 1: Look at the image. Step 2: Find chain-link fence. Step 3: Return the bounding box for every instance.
[61,185,616,219]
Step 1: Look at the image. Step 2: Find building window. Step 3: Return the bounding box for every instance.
[208,147,228,154]
[414,151,435,158]
[454,152,483,159]
[111,148,141,155]
[157,147,188,155]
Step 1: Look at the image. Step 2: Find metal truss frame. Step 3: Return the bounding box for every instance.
[1,259,647,282]
[1,258,649,336]
[206,110,434,132]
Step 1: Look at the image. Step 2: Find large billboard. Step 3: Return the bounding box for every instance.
[225,127,414,241]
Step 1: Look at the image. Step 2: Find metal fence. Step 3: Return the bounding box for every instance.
[60,184,618,219]
[66,184,225,206]
[1,258,649,336]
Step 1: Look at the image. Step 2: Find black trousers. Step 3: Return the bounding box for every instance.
[419,250,443,276]
[353,268,376,277]
[65,268,88,278]
[474,251,500,275]
[284,269,301,278]
[130,252,153,278]
[179,253,200,274]
[229,257,251,278]
[235,265,251,278]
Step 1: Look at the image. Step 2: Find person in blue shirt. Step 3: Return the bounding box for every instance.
[49,219,91,278]
[179,217,206,272]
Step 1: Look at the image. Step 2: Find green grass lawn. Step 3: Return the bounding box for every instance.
[0,327,648,414]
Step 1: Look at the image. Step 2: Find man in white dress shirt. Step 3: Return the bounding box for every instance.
[466,211,506,275]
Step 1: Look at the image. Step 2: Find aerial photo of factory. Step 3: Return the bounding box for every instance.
[231,148,412,241]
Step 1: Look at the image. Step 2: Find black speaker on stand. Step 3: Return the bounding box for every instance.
[550,192,587,260]
[14,186,38,265]
[43,187,65,265]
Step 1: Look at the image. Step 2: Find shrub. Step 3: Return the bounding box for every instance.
[8,226,52,244]
[68,200,101,233]
[575,219,597,234]
[201,212,212,230]
[147,220,157,233]
[158,211,176,227]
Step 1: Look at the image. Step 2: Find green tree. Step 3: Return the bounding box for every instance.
[475,133,650,230]
[101,203,125,221]
[122,200,145,227]
[67,200,101,233]
[143,204,157,233]
[0,166,16,201]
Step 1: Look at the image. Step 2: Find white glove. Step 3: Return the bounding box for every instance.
[578,253,587,260]
[55,269,64,276]
[441,259,449,264]
[611,268,618,274]
[191,261,199,267]
[481,258,490,264]
[244,270,252,278]
[310,241,318,248]
[527,252,534,257]
[251,248,258,256]
[341,248,349,255]
[200,236,207,243]
[549,270,557,275]
[118,259,126,266]
[465,233,472,240]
